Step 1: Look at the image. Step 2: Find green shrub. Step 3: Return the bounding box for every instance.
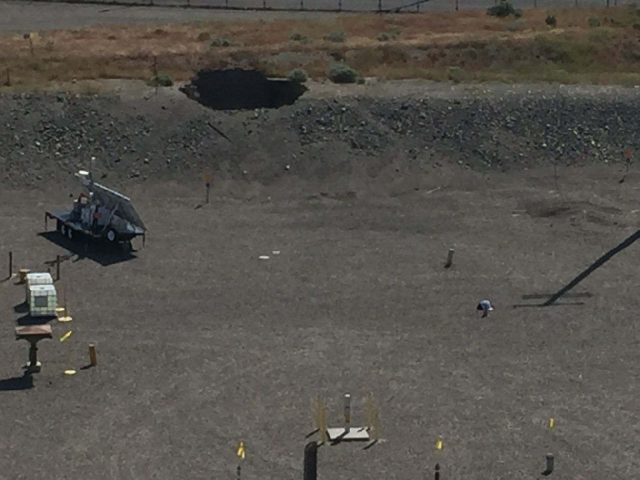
[324,31,346,43]
[514,8,523,18]
[545,15,557,27]
[210,37,231,47]
[287,68,308,83]
[487,1,517,17]
[290,32,307,42]
[197,32,211,41]
[377,31,400,42]
[588,17,601,27]
[327,63,358,83]
[148,74,173,87]
[447,66,466,83]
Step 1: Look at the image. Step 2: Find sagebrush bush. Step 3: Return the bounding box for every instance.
[324,31,346,43]
[545,15,557,27]
[148,74,173,87]
[287,68,308,83]
[327,63,358,83]
[211,37,231,47]
[487,1,517,17]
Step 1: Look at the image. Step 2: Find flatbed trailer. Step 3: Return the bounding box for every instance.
[45,170,146,250]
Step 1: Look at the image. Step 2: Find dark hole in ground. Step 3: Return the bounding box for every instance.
[180,68,307,110]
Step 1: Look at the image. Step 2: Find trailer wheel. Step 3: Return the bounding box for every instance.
[60,224,67,236]
[106,229,117,243]
[66,227,73,240]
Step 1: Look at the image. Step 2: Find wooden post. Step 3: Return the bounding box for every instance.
[444,248,454,269]
[455,0,459,11]
[8,251,13,279]
[378,0,382,12]
[205,182,210,204]
[4,68,9,87]
[89,343,97,366]
[55,255,61,281]
[338,0,341,11]
[300,0,303,9]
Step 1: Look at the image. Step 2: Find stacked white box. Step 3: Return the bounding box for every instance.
[25,272,54,304]
[29,284,57,317]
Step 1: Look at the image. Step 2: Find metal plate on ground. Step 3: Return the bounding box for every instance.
[326,427,370,442]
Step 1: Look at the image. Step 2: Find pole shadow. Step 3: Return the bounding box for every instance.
[543,229,640,306]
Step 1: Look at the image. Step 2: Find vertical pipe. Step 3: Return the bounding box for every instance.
[455,0,459,11]
[344,393,351,432]
[444,248,454,268]
[303,442,318,480]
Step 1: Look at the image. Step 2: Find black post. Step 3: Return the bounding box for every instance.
[205,182,210,204]
[378,0,382,12]
[541,454,554,475]
[56,255,61,282]
[263,0,266,8]
[434,463,440,480]
[338,0,341,11]
[300,0,303,9]
[4,68,9,87]
[455,0,459,11]
[8,251,12,279]
[303,442,318,480]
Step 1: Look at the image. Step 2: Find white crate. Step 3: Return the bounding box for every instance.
[29,284,57,317]
[25,272,54,303]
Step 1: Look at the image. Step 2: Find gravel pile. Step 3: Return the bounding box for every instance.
[0,86,638,188]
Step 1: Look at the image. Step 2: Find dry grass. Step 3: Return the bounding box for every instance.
[1,6,640,88]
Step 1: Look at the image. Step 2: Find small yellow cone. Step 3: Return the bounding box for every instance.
[548,417,556,429]
[435,437,444,450]
[236,441,246,460]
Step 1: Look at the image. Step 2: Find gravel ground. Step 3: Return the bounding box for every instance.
[1,81,640,191]
[0,165,640,479]
[0,82,640,479]
[0,0,629,33]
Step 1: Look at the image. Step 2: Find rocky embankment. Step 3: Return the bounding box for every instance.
[1,83,639,190]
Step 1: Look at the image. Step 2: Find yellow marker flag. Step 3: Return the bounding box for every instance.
[59,330,73,342]
[548,417,556,429]
[435,438,444,451]
[236,441,245,460]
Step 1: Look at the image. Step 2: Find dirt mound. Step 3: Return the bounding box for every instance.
[180,69,307,110]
